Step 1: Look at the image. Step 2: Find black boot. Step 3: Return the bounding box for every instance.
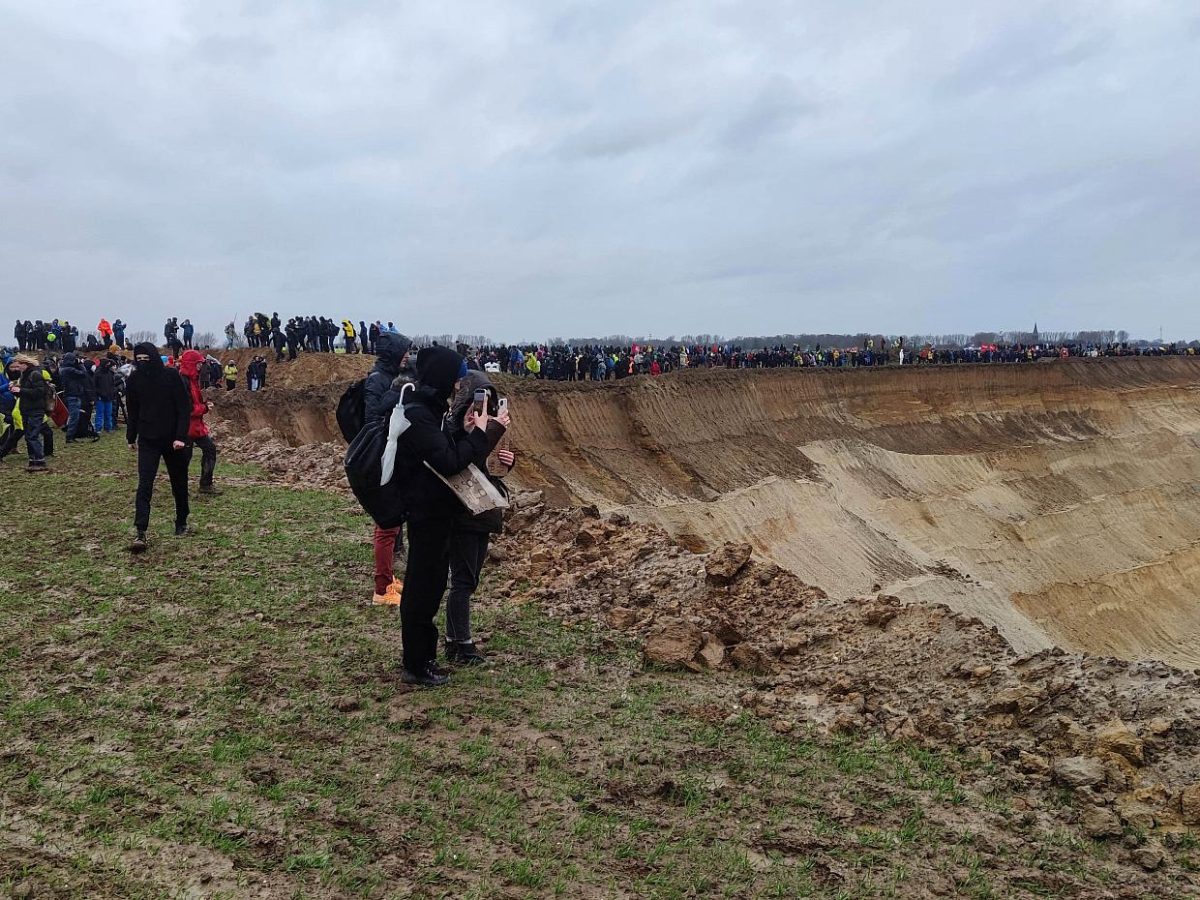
[446,641,487,667]
[129,532,148,553]
[400,664,450,688]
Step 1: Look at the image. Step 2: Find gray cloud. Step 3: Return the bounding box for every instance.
[1,0,1198,342]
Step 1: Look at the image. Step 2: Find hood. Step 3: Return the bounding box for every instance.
[415,346,464,403]
[450,370,496,422]
[61,352,78,367]
[132,342,165,372]
[179,349,204,378]
[374,332,412,372]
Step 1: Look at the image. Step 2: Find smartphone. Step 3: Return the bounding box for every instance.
[473,388,488,414]
[498,397,508,416]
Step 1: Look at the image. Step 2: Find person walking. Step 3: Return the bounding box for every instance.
[8,354,54,472]
[125,342,191,552]
[393,346,507,687]
[179,349,221,496]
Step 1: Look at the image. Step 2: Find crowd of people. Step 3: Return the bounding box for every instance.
[460,337,1200,380]
[24,315,1200,381]
[3,328,515,691]
[228,314,408,361]
[1,345,230,481]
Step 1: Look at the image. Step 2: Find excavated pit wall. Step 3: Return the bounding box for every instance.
[214,357,1200,666]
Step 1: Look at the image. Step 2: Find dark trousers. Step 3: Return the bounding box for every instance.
[135,440,190,532]
[399,517,453,673]
[65,396,82,440]
[186,435,218,487]
[23,412,46,465]
[446,528,490,643]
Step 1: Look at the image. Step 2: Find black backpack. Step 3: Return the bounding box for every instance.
[343,386,416,528]
[336,379,366,443]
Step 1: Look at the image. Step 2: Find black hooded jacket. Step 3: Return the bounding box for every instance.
[58,353,87,399]
[395,347,505,523]
[364,331,413,422]
[94,362,116,400]
[126,342,190,445]
[449,371,508,534]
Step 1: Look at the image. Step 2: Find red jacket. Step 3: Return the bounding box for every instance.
[178,350,209,439]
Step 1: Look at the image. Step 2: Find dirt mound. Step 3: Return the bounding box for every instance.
[219,427,346,491]
[487,498,1200,880]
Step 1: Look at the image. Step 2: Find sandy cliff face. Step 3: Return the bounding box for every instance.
[498,359,1200,665]
[214,357,1200,665]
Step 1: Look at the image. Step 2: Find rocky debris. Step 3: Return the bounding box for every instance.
[219,428,347,491]
[1053,756,1105,789]
[1097,719,1145,766]
[1080,804,1122,839]
[1181,784,1200,826]
[704,542,753,584]
[1132,845,1166,872]
[643,621,704,671]
[729,644,773,674]
[481,505,1200,882]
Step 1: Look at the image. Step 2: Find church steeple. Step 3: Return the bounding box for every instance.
[1033,322,1039,341]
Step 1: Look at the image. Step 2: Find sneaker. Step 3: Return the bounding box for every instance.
[400,666,450,688]
[175,523,191,536]
[447,642,487,667]
[25,464,49,474]
[390,577,405,596]
[129,533,148,553]
[371,585,402,606]
[198,485,222,495]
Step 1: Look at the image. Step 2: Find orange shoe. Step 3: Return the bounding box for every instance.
[371,583,402,606]
[390,578,405,599]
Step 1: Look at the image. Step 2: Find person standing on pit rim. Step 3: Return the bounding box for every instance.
[126,342,192,552]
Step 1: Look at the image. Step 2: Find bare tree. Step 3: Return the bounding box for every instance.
[127,330,159,347]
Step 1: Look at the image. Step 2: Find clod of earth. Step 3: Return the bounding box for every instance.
[704,542,753,584]
[1053,756,1106,790]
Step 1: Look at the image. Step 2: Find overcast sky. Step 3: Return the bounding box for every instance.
[2,1,1198,342]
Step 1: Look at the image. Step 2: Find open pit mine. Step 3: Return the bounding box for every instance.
[215,354,1200,670]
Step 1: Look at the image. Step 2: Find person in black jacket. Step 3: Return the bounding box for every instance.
[58,352,88,442]
[444,372,514,665]
[126,342,192,552]
[93,359,117,433]
[394,346,508,687]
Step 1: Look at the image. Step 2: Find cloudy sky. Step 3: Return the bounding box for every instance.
[2,0,1198,342]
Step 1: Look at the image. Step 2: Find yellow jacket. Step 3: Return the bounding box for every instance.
[224,364,238,381]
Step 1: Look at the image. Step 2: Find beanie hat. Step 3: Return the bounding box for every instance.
[416,346,465,403]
